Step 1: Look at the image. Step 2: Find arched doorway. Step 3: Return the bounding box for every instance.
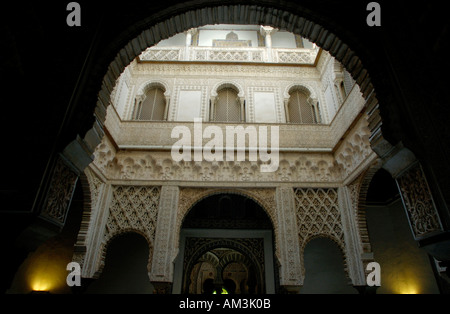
[85,232,154,294]
[301,237,357,294]
[173,193,276,294]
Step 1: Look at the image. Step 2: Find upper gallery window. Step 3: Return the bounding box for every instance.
[214,87,241,123]
[287,89,318,124]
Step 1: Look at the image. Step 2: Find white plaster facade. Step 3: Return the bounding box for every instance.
[73,25,377,293]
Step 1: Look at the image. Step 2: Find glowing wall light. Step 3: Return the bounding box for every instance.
[27,252,70,293]
[396,280,419,294]
[393,269,421,294]
[31,278,50,292]
[29,269,57,293]
[398,287,418,294]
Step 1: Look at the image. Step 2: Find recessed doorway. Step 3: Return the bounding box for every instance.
[173,193,276,294]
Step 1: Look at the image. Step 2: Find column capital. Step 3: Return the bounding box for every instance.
[259,25,277,36]
[185,27,198,36]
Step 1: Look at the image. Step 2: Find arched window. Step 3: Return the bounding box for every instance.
[214,87,241,122]
[133,87,166,120]
[287,89,317,124]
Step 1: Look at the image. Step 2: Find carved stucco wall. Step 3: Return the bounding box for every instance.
[73,175,371,290]
[25,1,446,293]
[91,114,373,185]
[70,20,379,288]
[39,155,79,227]
[72,106,377,287]
[396,163,443,240]
[112,50,343,124]
[293,186,367,286]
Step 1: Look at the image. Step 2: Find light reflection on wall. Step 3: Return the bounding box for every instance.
[28,256,66,292]
[365,200,440,294]
[392,268,420,294]
[8,235,73,294]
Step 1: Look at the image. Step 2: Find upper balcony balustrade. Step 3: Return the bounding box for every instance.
[138,45,321,65]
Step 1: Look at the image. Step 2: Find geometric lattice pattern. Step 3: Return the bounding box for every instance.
[288,90,316,124]
[104,186,160,244]
[210,51,249,61]
[294,188,344,249]
[136,88,165,121]
[277,51,314,64]
[214,88,241,122]
[141,48,181,61]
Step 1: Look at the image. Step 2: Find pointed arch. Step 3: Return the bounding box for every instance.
[95,229,154,279]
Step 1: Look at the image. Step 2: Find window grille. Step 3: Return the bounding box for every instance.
[288,90,317,124]
[135,88,166,120]
[214,88,241,122]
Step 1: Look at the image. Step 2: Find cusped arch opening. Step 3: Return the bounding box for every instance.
[181,192,274,231]
[85,232,154,294]
[301,236,357,294]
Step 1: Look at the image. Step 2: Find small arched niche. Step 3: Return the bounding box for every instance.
[85,232,154,294]
[301,237,357,294]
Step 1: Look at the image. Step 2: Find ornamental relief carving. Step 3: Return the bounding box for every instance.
[96,185,161,276]
[294,188,344,249]
[104,185,160,242]
[92,136,116,170]
[293,187,349,280]
[346,171,375,261]
[132,62,319,79]
[91,150,345,184]
[396,163,443,239]
[40,155,79,227]
[72,167,106,270]
[89,125,375,184]
[84,166,105,210]
[334,115,372,177]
